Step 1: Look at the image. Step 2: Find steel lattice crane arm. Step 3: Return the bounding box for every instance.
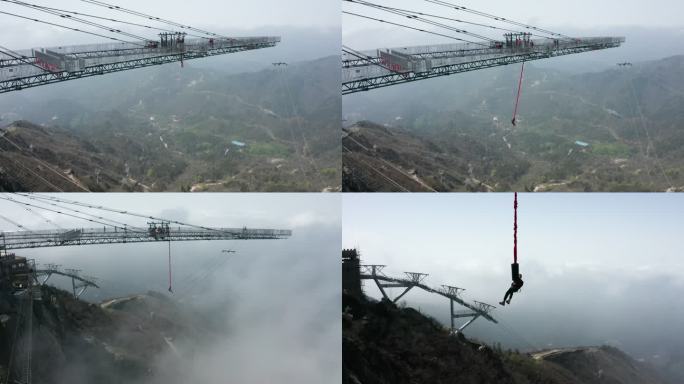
[0,227,292,251]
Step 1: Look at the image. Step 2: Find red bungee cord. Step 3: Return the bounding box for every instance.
[514,192,518,264]
[168,241,173,293]
[512,62,525,126]
[511,192,520,280]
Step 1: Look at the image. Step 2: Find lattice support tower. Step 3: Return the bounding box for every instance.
[450,299,496,333]
[37,263,61,285]
[12,262,36,384]
[359,262,498,334]
[361,264,391,301]
[441,284,467,332]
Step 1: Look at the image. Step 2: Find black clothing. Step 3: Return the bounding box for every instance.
[501,279,524,304]
[513,279,523,290]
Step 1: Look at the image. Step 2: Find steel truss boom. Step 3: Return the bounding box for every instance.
[343,38,624,95]
[343,47,507,67]
[0,227,292,251]
[0,38,280,94]
[0,56,34,68]
[1,46,215,69]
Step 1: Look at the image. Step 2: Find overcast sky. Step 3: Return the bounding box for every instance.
[0,193,338,231]
[343,0,684,50]
[0,193,341,383]
[343,193,684,358]
[0,0,339,49]
[0,193,341,293]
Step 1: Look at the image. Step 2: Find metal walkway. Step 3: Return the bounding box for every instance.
[1,36,280,94]
[343,37,624,94]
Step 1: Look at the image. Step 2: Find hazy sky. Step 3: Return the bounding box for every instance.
[0,193,341,383]
[0,193,338,231]
[343,193,684,357]
[0,192,341,303]
[0,0,339,49]
[343,0,684,49]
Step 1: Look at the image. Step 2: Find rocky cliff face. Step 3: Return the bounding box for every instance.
[0,120,141,192]
[0,285,210,384]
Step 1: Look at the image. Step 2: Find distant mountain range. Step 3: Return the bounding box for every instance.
[343,55,684,192]
[1,55,341,192]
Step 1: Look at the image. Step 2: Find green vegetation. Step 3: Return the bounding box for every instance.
[592,142,633,157]
[343,56,684,192]
[1,56,341,192]
[247,141,292,157]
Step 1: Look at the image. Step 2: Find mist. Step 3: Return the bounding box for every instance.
[0,0,339,48]
[342,193,684,365]
[1,193,341,383]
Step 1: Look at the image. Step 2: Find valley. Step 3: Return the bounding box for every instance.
[343,55,684,192]
[0,55,341,192]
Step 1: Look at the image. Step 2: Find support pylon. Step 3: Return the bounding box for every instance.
[450,300,496,334]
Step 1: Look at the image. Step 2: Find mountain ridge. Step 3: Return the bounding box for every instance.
[0,55,341,192]
[343,292,672,384]
[343,55,684,192]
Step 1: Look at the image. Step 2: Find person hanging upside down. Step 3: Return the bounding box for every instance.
[499,273,523,306]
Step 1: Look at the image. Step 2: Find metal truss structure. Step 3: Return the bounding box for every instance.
[360,264,497,333]
[0,36,280,94]
[342,37,625,94]
[0,226,292,251]
[35,264,99,299]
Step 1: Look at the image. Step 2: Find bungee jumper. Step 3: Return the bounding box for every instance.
[500,273,523,306]
[500,192,524,306]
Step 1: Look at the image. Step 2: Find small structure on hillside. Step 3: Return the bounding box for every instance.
[342,249,362,298]
[0,253,35,292]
